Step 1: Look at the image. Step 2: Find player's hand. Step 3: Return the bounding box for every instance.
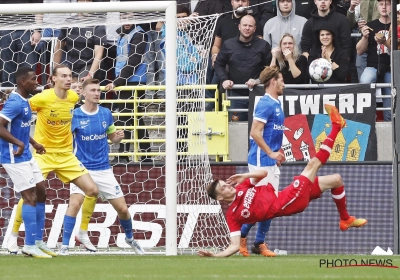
[114,130,124,141]
[269,151,285,162]
[33,142,46,154]
[81,74,93,82]
[357,19,366,29]
[222,80,234,90]
[226,173,246,186]
[31,31,41,45]
[349,0,360,11]
[105,83,115,91]
[198,250,215,257]
[13,142,25,156]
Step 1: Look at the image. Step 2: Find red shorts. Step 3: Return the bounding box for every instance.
[265,175,321,219]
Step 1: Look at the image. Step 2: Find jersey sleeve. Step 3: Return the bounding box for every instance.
[0,98,20,122]
[225,211,241,237]
[254,100,271,123]
[29,93,46,112]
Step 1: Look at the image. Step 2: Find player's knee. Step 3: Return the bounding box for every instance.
[22,190,37,206]
[331,174,343,188]
[86,187,98,198]
[118,206,129,217]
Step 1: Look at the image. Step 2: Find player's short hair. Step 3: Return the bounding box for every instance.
[207,179,220,200]
[82,78,100,89]
[52,64,70,77]
[15,66,35,82]
[259,66,281,89]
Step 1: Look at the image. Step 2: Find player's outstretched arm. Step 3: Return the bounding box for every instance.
[227,170,268,186]
[198,236,240,257]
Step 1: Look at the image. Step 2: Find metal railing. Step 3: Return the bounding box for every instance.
[224,83,392,113]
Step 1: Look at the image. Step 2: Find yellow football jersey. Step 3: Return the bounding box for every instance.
[30,89,79,153]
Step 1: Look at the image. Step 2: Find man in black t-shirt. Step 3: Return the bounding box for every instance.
[356,0,392,121]
[53,15,106,82]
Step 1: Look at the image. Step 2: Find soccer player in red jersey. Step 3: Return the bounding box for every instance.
[198,104,367,257]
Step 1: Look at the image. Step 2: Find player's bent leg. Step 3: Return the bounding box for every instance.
[108,197,145,255]
[316,175,367,231]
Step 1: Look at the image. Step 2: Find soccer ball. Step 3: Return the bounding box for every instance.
[309,58,333,83]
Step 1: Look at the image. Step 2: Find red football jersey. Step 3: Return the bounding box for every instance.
[225,179,277,236]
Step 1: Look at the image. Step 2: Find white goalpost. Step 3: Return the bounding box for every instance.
[0,1,229,255]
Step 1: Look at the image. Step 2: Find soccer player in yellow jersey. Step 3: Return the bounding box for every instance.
[7,65,99,253]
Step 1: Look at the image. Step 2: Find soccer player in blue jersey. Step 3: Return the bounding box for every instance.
[58,78,145,255]
[0,67,56,258]
[239,66,286,257]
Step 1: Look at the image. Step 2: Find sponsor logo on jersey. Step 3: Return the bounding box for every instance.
[293,179,300,188]
[102,121,107,129]
[243,188,256,209]
[238,191,243,197]
[47,119,70,126]
[21,121,31,128]
[273,124,285,130]
[241,209,250,218]
[24,107,29,115]
[80,120,90,126]
[85,31,92,38]
[81,133,107,141]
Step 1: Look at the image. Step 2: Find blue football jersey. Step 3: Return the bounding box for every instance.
[248,94,285,167]
[72,106,114,171]
[0,92,33,164]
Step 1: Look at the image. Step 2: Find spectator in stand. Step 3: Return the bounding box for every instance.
[269,33,308,84]
[0,0,43,87]
[264,0,307,50]
[356,0,392,121]
[347,0,380,80]
[53,0,106,82]
[105,21,151,163]
[301,0,352,59]
[214,15,271,122]
[309,28,349,83]
[208,0,264,111]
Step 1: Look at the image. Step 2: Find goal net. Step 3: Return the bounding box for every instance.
[0,1,229,255]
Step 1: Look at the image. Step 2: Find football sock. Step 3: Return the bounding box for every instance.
[119,217,133,240]
[240,223,255,238]
[35,202,45,241]
[315,123,341,164]
[62,215,76,246]
[331,186,350,221]
[12,198,24,234]
[22,204,37,246]
[80,195,97,231]
[254,219,272,244]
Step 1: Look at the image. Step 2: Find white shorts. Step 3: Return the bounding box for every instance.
[70,169,123,200]
[248,164,280,192]
[2,158,44,193]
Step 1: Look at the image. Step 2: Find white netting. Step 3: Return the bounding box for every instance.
[0,2,229,254]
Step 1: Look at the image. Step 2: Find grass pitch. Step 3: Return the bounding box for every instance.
[1,254,399,279]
